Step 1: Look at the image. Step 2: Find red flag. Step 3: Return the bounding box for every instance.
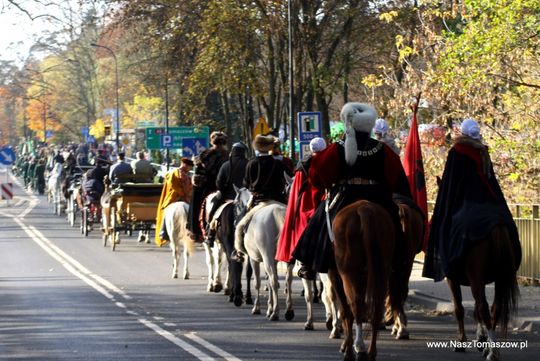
[402,100,428,250]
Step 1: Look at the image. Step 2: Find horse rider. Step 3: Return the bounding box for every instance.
[33,158,47,195]
[292,103,412,279]
[271,138,295,176]
[422,118,521,282]
[203,142,249,247]
[276,137,327,271]
[108,152,133,184]
[81,167,106,205]
[373,118,400,155]
[131,150,156,183]
[155,157,194,246]
[187,131,229,242]
[230,134,289,263]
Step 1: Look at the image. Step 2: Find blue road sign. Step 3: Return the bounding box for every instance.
[81,127,89,136]
[86,135,95,143]
[160,134,173,148]
[298,111,322,159]
[0,147,16,165]
[45,130,53,139]
[182,138,208,157]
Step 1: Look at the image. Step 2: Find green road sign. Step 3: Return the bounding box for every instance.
[145,126,210,150]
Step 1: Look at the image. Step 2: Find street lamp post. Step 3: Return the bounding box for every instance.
[90,43,120,150]
[288,0,295,160]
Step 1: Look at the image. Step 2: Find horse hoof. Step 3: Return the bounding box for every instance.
[326,317,333,331]
[172,274,178,279]
[252,308,261,315]
[224,288,231,296]
[454,347,466,353]
[245,297,253,305]
[183,274,189,280]
[269,314,279,321]
[213,284,223,293]
[391,326,397,336]
[304,323,314,331]
[207,285,214,292]
[285,309,295,321]
[330,330,341,339]
[233,297,243,307]
[396,330,409,340]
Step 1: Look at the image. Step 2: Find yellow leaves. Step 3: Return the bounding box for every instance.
[379,11,398,23]
[90,118,106,140]
[362,74,384,88]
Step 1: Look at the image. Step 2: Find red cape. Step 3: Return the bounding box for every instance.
[275,163,324,262]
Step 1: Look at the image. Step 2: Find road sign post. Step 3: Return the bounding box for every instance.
[297,111,322,159]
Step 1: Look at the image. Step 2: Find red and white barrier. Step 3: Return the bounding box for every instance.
[1,182,13,200]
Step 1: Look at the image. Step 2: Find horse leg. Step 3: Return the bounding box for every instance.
[320,273,341,338]
[301,278,314,330]
[447,277,466,352]
[245,260,253,305]
[212,242,223,293]
[329,269,354,361]
[170,240,179,279]
[470,279,499,361]
[203,243,214,292]
[284,262,295,322]
[251,260,261,315]
[182,240,190,280]
[264,261,280,321]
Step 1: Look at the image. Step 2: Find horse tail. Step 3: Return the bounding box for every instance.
[234,206,257,253]
[166,202,195,254]
[493,225,519,336]
[358,202,393,322]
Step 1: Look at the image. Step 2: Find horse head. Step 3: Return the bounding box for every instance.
[233,185,251,226]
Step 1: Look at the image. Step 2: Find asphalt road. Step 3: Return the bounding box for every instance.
[1,168,538,360]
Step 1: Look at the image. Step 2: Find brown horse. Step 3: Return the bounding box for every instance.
[447,224,519,361]
[329,200,396,361]
[384,202,425,339]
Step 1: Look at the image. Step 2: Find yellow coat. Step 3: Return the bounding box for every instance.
[155,167,192,246]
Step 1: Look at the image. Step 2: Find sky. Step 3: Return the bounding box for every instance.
[0,1,106,65]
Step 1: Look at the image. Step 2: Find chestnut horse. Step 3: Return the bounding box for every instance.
[329,200,397,361]
[384,202,425,339]
[447,224,520,361]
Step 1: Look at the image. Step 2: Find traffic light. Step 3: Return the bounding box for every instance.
[104,125,111,137]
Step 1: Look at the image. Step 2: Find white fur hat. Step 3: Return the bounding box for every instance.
[309,137,327,153]
[340,103,378,166]
[461,118,481,140]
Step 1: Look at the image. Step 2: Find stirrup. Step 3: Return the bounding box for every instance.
[230,250,245,263]
[297,266,316,280]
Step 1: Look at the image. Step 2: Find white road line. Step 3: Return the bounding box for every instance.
[139,319,215,360]
[5,195,243,360]
[185,333,243,361]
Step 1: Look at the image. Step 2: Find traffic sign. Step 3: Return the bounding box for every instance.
[298,111,322,159]
[81,127,89,136]
[182,138,208,157]
[145,126,210,150]
[45,130,53,139]
[1,182,13,200]
[86,135,96,143]
[0,147,16,165]
[161,134,173,148]
[252,117,271,139]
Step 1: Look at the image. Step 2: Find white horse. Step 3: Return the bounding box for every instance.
[47,163,64,215]
[202,192,228,293]
[234,187,290,321]
[163,201,194,279]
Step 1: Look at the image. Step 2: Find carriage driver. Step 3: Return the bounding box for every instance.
[230,134,288,263]
[292,103,412,279]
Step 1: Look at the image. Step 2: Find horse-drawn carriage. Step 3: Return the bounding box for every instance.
[102,181,162,251]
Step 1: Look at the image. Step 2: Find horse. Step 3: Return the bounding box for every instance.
[47,163,65,215]
[446,224,519,361]
[329,200,396,361]
[234,187,291,321]
[162,201,195,279]
[210,198,253,306]
[201,192,227,293]
[384,201,425,340]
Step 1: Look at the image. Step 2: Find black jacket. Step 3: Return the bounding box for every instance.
[216,153,248,200]
[244,154,287,203]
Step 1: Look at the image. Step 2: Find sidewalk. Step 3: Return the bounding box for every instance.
[407,260,540,332]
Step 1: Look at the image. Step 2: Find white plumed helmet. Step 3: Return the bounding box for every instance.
[340,102,378,166]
